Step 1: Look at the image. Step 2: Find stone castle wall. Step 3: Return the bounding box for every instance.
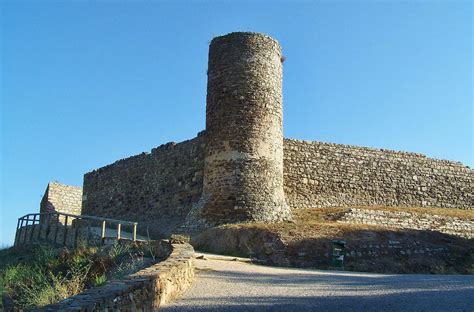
[40,182,83,223]
[75,32,472,233]
[81,137,472,235]
[82,136,205,236]
[283,139,473,210]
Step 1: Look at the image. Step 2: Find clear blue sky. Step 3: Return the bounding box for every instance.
[1,1,472,246]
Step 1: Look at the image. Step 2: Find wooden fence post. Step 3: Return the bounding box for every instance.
[54,213,59,244]
[101,221,106,244]
[87,219,91,243]
[38,215,43,240]
[117,223,121,240]
[73,218,79,248]
[133,223,137,241]
[63,215,69,246]
[14,218,21,246]
[20,218,26,244]
[31,214,37,242]
[45,214,51,242]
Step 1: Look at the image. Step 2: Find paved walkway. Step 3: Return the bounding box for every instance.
[162,253,474,312]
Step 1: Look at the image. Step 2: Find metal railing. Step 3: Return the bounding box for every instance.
[15,212,138,247]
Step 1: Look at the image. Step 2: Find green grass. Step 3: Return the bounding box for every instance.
[92,274,107,287]
[0,242,156,310]
[0,244,95,309]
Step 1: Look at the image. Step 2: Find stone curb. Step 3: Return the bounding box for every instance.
[37,241,195,311]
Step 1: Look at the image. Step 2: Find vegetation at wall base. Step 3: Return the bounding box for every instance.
[0,241,158,310]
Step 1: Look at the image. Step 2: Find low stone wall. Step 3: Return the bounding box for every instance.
[338,208,474,239]
[39,240,195,311]
[344,239,450,259]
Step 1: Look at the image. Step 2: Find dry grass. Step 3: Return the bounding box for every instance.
[223,206,473,240]
[193,205,473,274]
[0,242,158,310]
[278,206,473,241]
[221,209,380,246]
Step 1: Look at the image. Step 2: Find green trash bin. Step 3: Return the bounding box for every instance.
[331,240,346,270]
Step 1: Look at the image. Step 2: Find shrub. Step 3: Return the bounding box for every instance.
[92,274,107,287]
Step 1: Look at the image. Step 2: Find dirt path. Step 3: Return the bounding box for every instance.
[162,253,474,312]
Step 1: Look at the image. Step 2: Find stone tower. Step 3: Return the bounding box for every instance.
[190,32,292,227]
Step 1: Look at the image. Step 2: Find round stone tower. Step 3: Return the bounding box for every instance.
[197,32,292,226]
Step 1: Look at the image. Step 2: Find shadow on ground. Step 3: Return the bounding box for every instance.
[192,224,474,274]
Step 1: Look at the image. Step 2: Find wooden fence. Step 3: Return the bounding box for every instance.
[14,212,139,247]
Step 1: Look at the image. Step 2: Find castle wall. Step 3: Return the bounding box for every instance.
[283,139,473,210]
[81,136,205,236]
[40,182,83,223]
[81,136,472,235]
[76,31,472,234]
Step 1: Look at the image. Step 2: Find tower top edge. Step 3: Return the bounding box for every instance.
[210,31,280,46]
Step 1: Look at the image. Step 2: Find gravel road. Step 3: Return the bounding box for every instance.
[162,253,474,312]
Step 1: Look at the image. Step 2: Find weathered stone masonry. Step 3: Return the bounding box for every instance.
[284,140,473,210]
[79,32,472,235]
[40,182,82,224]
[337,208,473,239]
[191,32,292,227]
[82,136,205,236]
[82,138,473,234]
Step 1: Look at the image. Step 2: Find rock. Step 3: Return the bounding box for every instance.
[170,234,190,244]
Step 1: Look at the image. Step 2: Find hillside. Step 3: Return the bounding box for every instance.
[192,207,474,274]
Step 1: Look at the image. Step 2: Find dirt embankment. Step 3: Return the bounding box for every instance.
[191,208,474,274]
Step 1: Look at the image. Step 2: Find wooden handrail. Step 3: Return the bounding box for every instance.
[15,211,140,246]
[17,212,138,227]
